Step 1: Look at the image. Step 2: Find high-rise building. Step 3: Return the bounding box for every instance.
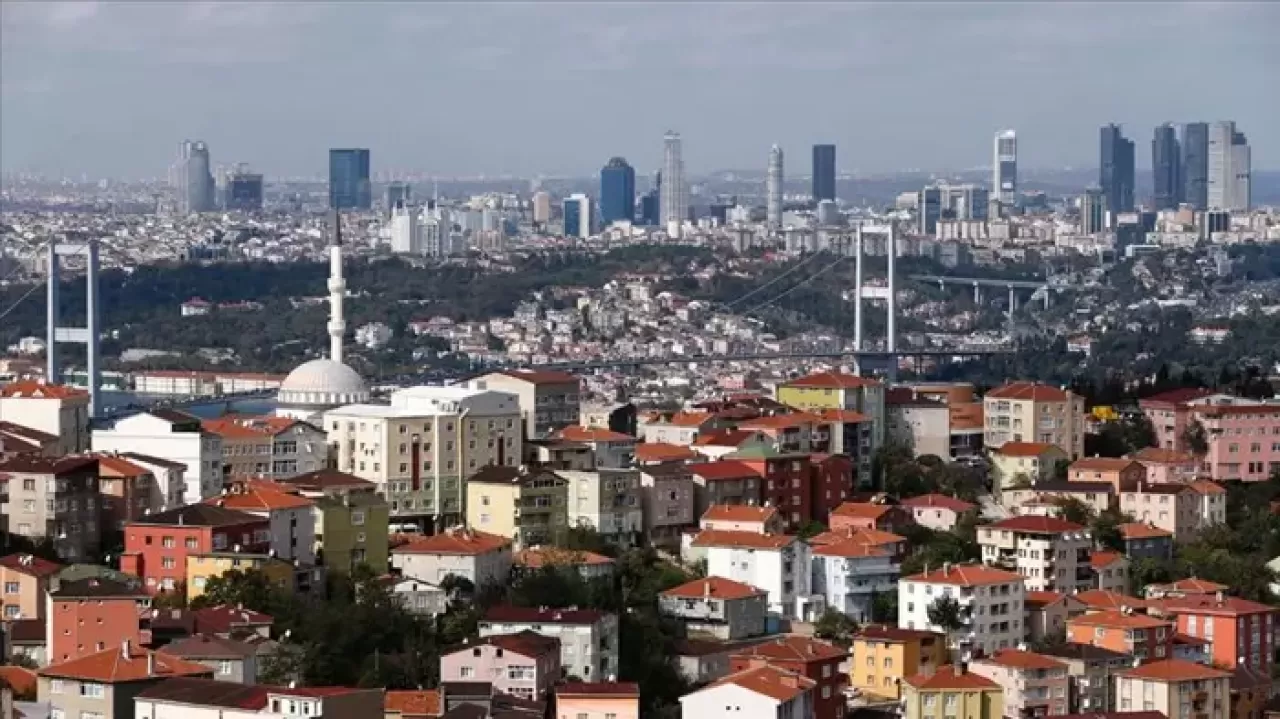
[563,194,592,239]
[225,167,264,212]
[1151,124,1182,211]
[386,181,411,213]
[329,148,372,210]
[1207,121,1250,211]
[599,157,636,226]
[1080,186,1106,235]
[639,189,659,226]
[661,131,686,237]
[992,130,1017,207]
[766,145,784,229]
[918,186,942,235]
[1099,124,1135,214]
[1181,123,1209,210]
[531,191,552,225]
[919,183,987,235]
[174,140,215,214]
[389,205,422,254]
[812,144,836,202]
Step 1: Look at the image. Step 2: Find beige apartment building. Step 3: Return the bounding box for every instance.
[0,455,102,562]
[0,552,63,621]
[201,416,327,480]
[325,386,523,529]
[460,369,581,439]
[466,465,569,547]
[983,382,1086,459]
[0,380,92,454]
[1114,659,1231,719]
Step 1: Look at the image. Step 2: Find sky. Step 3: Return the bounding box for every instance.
[1,1,1276,179]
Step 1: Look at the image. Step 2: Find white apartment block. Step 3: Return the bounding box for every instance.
[559,469,644,545]
[812,540,900,623]
[480,606,619,681]
[899,563,1026,660]
[390,528,513,588]
[0,381,92,454]
[324,386,523,528]
[983,382,1086,459]
[691,530,815,621]
[978,516,1094,594]
[92,409,224,500]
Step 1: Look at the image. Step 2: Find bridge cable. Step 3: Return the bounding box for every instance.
[719,249,828,311]
[740,254,845,318]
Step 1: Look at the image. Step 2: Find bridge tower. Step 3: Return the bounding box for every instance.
[851,223,898,380]
[46,236,103,418]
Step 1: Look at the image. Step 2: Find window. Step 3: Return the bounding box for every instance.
[162,536,175,548]
[3,582,19,594]
[219,660,234,675]
[351,511,365,526]
[185,537,198,549]
[162,557,176,569]
[80,682,106,698]
[460,666,475,678]
[50,679,65,694]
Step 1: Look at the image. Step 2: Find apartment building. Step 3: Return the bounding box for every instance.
[391,527,512,588]
[978,516,1094,593]
[989,442,1068,496]
[699,504,784,534]
[1147,593,1276,674]
[775,371,884,484]
[1113,659,1231,719]
[1091,551,1130,593]
[160,634,260,684]
[898,382,986,459]
[92,408,224,500]
[557,426,636,468]
[272,469,389,574]
[0,455,102,561]
[461,369,581,439]
[1119,522,1175,561]
[969,649,1069,718]
[679,665,814,719]
[1140,392,1280,482]
[440,631,561,699]
[690,530,814,620]
[886,389,952,458]
[205,481,316,564]
[829,501,914,533]
[687,460,763,517]
[812,538,898,623]
[1023,591,1086,643]
[1067,457,1147,492]
[898,564,1027,659]
[899,494,977,531]
[730,636,848,719]
[120,504,270,595]
[659,576,768,640]
[0,380,91,454]
[1066,610,1174,662]
[324,385,523,529]
[1037,643,1134,714]
[480,606,618,681]
[1119,483,1202,543]
[0,552,62,621]
[1131,447,1198,484]
[849,626,946,701]
[96,454,163,530]
[556,682,640,719]
[1187,480,1227,528]
[901,666,1004,719]
[983,382,1086,459]
[466,465,568,547]
[186,552,304,602]
[134,677,382,717]
[201,416,326,480]
[639,462,696,547]
[38,644,213,719]
[560,469,644,546]
[47,577,147,664]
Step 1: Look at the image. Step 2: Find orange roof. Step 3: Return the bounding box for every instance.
[1118,522,1173,540]
[809,527,905,547]
[733,635,847,663]
[1131,447,1195,464]
[40,644,213,683]
[831,501,896,520]
[690,529,796,550]
[1148,594,1274,617]
[815,408,872,423]
[995,441,1062,457]
[0,552,64,578]
[1090,550,1126,569]
[667,411,715,427]
[497,369,579,385]
[0,380,87,399]
[1159,577,1229,594]
[904,666,1000,690]
[985,381,1069,402]
[513,547,614,569]
[385,689,442,717]
[1068,610,1169,630]
[782,371,881,390]
[1187,479,1226,495]
[737,412,826,430]
[95,455,152,477]
[1074,590,1146,611]
[1118,659,1231,682]
[710,665,815,702]
[201,416,311,439]
[902,564,1025,587]
[1024,591,1067,607]
[392,528,510,556]
[692,429,763,447]
[812,538,890,559]
[558,426,634,443]
[987,515,1084,533]
[688,460,762,481]
[949,402,984,431]
[1070,457,1144,473]
[0,665,37,696]
[636,442,701,463]
[203,486,313,512]
[976,649,1066,671]
[661,576,766,601]
[899,493,977,512]
[701,504,778,524]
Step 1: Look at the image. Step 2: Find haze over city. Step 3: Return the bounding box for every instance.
[2,1,1277,178]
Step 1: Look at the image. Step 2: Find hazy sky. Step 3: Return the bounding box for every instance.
[2,1,1276,179]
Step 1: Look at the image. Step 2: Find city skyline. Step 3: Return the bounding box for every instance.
[1,2,1277,178]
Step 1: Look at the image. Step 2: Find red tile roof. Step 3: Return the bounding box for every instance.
[1137,388,1214,407]
[201,416,314,439]
[1090,550,1126,569]
[1131,447,1196,464]
[1148,594,1275,617]
[811,539,891,559]
[558,426,634,443]
[688,460,762,481]
[0,380,87,399]
[513,547,615,569]
[710,665,815,702]
[782,372,882,390]
[557,681,641,697]
[701,504,778,524]
[994,441,1063,457]
[497,369,580,385]
[1117,658,1231,682]
[0,552,64,578]
[191,605,274,635]
[1070,457,1144,473]
[1069,610,1169,630]
[985,381,1069,402]
[737,412,826,430]
[385,689,442,718]
[1118,522,1173,540]
[830,501,896,520]
[692,429,764,447]
[732,635,848,663]
[40,644,213,683]
[392,528,511,556]
[475,630,561,660]
[1159,577,1228,594]
[976,649,1066,671]
[1024,591,1067,607]
[1187,479,1226,495]
[899,493,976,512]
[1074,590,1146,611]
[483,605,606,625]
[902,563,1025,587]
[854,625,944,643]
[904,666,1000,690]
[636,442,701,463]
[663,576,766,601]
[0,666,37,696]
[809,527,905,548]
[987,515,1084,533]
[814,408,872,423]
[203,485,313,512]
[690,529,796,550]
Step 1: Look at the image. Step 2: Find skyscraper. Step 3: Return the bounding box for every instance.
[1207,121,1250,211]
[225,167,264,212]
[992,130,1018,207]
[661,132,686,237]
[1181,123,1209,210]
[386,181,411,213]
[766,144,784,229]
[599,157,636,226]
[1080,186,1106,235]
[329,149,372,210]
[562,194,592,238]
[174,140,215,214]
[1099,124,1135,214]
[1151,124,1182,210]
[812,144,836,202]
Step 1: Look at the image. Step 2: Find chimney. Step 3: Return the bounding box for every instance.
[704,581,712,599]
[952,663,963,676]
[121,640,131,659]
[147,650,155,676]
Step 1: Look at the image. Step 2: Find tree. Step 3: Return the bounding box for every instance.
[1052,497,1094,526]
[1090,508,1128,552]
[813,608,859,647]
[1183,420,1209,456]
[797,521,827,541]
[926,595,965,635]
[870,591,898,624]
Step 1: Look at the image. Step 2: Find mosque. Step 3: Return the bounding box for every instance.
[275,212,371,423]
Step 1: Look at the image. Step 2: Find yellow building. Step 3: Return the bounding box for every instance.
[185,552,298,601]
[314,492,390,575]
[776,371,885,486]
[983,382,1086,459]
[465,465,568,547]
[989,441,1068,496]
[902,666,1004,719]
[850,626,947,700]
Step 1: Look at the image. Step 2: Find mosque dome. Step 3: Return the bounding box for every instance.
[277,359,370,411]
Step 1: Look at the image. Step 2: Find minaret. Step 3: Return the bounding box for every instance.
[767,144,783,230]
[327,210,347,364]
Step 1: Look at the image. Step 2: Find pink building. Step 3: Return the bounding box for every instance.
[969,649,1070,717]
[1130,447,1198,484]
[1139,391,1280,482]
[439,631,561,700]
[554,682,640,719]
